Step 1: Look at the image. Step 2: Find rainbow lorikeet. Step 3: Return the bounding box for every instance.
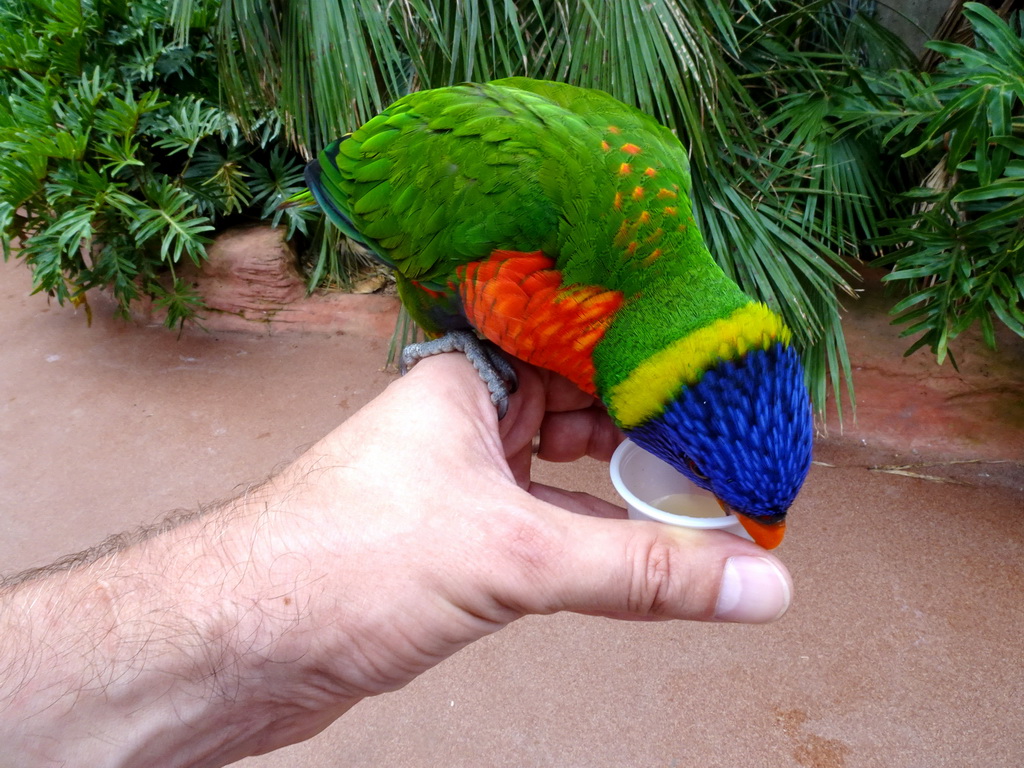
[305,78,813,548]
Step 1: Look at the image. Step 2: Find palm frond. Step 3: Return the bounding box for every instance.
[181,0,935,413]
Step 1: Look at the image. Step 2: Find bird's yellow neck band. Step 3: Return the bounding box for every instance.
[607,303,792,429]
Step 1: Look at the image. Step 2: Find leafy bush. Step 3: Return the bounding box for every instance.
[0,0,317,326]
[197,0,922,410]
[867,3,1024,362]
[827,3,1024,362]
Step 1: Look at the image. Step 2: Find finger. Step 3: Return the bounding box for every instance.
[499,365,616,471]
[508,359,599,414]
[537,408,624,463]
[505,444,533,489]
[539,374,602,413]
[498,511,792,624]
[505,410,622,489]
[527,483,627,519]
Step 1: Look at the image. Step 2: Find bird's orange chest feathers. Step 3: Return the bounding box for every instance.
[454,250,624,396]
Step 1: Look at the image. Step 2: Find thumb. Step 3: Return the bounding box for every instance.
[504,511,792,624]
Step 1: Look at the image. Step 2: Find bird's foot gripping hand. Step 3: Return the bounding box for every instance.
[400,330,519,419]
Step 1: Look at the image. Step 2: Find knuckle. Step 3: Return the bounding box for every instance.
[626,533,686,617]
[486,510,571,618]
[496,511,557,578]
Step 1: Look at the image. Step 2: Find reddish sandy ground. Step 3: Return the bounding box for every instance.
[1,256,1021,767]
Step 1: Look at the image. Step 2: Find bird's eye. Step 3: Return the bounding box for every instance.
[685,457,709,481]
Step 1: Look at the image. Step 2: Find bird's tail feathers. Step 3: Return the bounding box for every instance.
[305,140,397,269]
[304,151,366,247]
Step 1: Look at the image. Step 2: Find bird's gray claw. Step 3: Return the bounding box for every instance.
[398,346,419,376]
[494,394,509,420]
[400,330,517,419]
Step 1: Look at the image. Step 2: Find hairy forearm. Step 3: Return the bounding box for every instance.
[0,486,346,767]
[0,353,789,766]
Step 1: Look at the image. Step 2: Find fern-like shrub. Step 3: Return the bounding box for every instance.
[876,3,1024,362]
[835,3,1024,361]
[0,0,316,325]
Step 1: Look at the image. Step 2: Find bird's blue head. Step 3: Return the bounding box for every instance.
[626,342,813,548]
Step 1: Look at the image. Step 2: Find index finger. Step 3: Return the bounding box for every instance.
[537,407,623,463]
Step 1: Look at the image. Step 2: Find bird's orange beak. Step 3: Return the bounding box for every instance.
[735,514,786,550]
[715,499,786,549]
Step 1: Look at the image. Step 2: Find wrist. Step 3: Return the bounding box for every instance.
[0,502,322,767]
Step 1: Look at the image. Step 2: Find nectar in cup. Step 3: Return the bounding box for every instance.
[651,493,725,519]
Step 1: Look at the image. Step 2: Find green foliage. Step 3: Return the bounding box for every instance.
[194,0,912,412]
[835,3,1024,363]
[0,0,318,325]
[881,4,1023,362]
[7,0,1016,410]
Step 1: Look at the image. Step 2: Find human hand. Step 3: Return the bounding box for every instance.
[226,353,792,753]
[0,353,792,766]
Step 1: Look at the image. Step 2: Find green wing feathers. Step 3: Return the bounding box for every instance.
[305,79,809,540]
[305,80,701,283]
[306,79,751,380]
[306,83,564,283]
[304,139,374,250]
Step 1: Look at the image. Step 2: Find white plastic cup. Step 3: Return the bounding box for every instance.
[609,439,753,541]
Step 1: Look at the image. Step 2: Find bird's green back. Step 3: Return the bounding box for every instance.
[313,78,753,396]
[308,78,811,547]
